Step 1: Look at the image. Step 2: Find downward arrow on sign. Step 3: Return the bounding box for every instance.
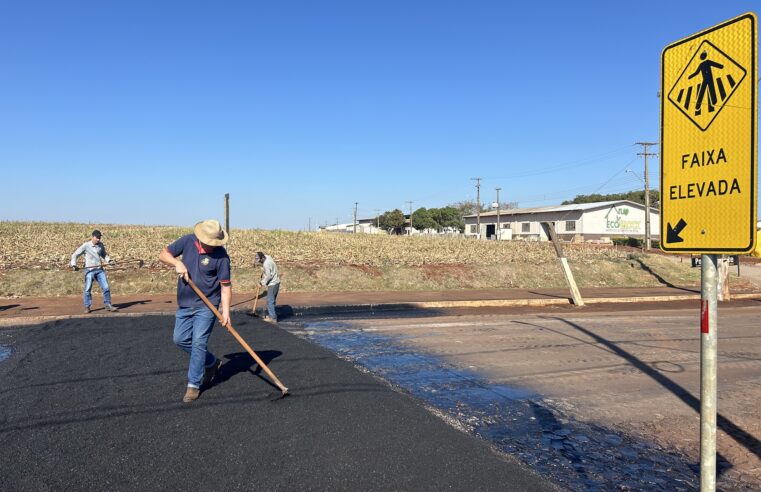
[667,219,687,243]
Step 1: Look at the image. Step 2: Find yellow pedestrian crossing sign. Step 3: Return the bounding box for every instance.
[667,40,747,132]
[661,12,758,253]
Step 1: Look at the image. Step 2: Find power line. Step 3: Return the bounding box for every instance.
[510,157,641,203]
[326,144,663,226]
[485,144,636,180]
[407,145,640,206]
[512,156,644,225]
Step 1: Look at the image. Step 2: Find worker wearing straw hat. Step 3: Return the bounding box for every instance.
[159,219,231,403]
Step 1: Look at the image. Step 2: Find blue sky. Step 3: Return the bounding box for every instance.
[0,1,757,230]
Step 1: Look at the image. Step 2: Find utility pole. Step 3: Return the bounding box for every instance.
[495,187,501,240]
[374,209,380,230]
[405,201,413,235]
[471,177,482,239]
[635,142,658,250]
[224,193,230,235]
[353,202,358,233]
[308,217,311,232]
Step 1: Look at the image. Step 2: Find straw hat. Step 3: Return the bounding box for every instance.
[194,219,229,246]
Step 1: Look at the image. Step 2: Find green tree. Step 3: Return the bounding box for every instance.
[430,206,465,232]
[378,209,406,233]
[428,208,444,232]
[562,190,660,208]
[411,208,437,232]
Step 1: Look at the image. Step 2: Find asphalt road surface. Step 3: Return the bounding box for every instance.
[290,301,761,489]
[0,313,555,491]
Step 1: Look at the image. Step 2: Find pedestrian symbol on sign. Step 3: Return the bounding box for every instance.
[687,51,724,116]
[667,40,747,131]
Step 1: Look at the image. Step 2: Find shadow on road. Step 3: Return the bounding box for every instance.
[114,300,152,309]
[544,315,761,473]
[527,291,570,301]
[528,400,594,483]
[277,305,295,321]
[211,350,283,392]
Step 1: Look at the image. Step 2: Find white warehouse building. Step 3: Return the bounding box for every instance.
[464,200,660,243]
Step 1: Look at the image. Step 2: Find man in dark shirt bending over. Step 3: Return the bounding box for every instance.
[159,219,231,403]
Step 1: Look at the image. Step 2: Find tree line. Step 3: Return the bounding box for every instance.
[374,191,658,234]
[377,207,464,233]
[561,190,660,207]
[376,199,519,234]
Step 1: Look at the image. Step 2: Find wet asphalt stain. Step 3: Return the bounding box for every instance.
[291,320,699,491]
[0,344,11,363]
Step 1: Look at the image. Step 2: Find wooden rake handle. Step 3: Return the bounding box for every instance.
[252,284,261,315]
[184,277,289,395]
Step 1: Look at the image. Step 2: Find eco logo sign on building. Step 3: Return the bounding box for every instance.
[605,206,642,234]
[660,13,757,253]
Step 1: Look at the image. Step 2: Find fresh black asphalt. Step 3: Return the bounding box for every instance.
[0,314,556,491]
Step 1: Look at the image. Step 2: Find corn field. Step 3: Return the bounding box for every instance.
[1,221,631,271]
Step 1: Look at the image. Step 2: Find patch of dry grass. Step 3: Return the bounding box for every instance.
[0,221,731,298]
[0,221,631,269]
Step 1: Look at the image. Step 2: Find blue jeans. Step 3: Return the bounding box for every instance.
[266,283,280,321]
[83,268,111,307]
[173,306,218,388]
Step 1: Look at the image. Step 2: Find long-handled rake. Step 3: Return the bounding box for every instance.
[113,258,146,268]
[68,258,145,272]
[184,277,289,398]
[251,284,262,317]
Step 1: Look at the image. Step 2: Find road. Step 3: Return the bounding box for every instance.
[4,299,761,490]
[0,313,554,491]
[284,301,761,489]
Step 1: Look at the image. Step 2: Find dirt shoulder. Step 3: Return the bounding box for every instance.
[2,285,761,327]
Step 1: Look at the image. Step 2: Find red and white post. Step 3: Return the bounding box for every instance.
[700,254,718,491]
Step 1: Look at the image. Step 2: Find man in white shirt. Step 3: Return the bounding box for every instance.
[255,251,280,323]
[70,230,119,314]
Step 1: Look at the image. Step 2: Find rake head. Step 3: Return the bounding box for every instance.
[269,388,290,401]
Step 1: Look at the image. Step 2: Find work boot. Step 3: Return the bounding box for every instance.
[105,304,119,312]
[84,306,91,314]
[202,359,222,387]
[183,387,200,403]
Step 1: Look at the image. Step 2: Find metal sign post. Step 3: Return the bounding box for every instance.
[661,12,757,491]
[700,254,718,490]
